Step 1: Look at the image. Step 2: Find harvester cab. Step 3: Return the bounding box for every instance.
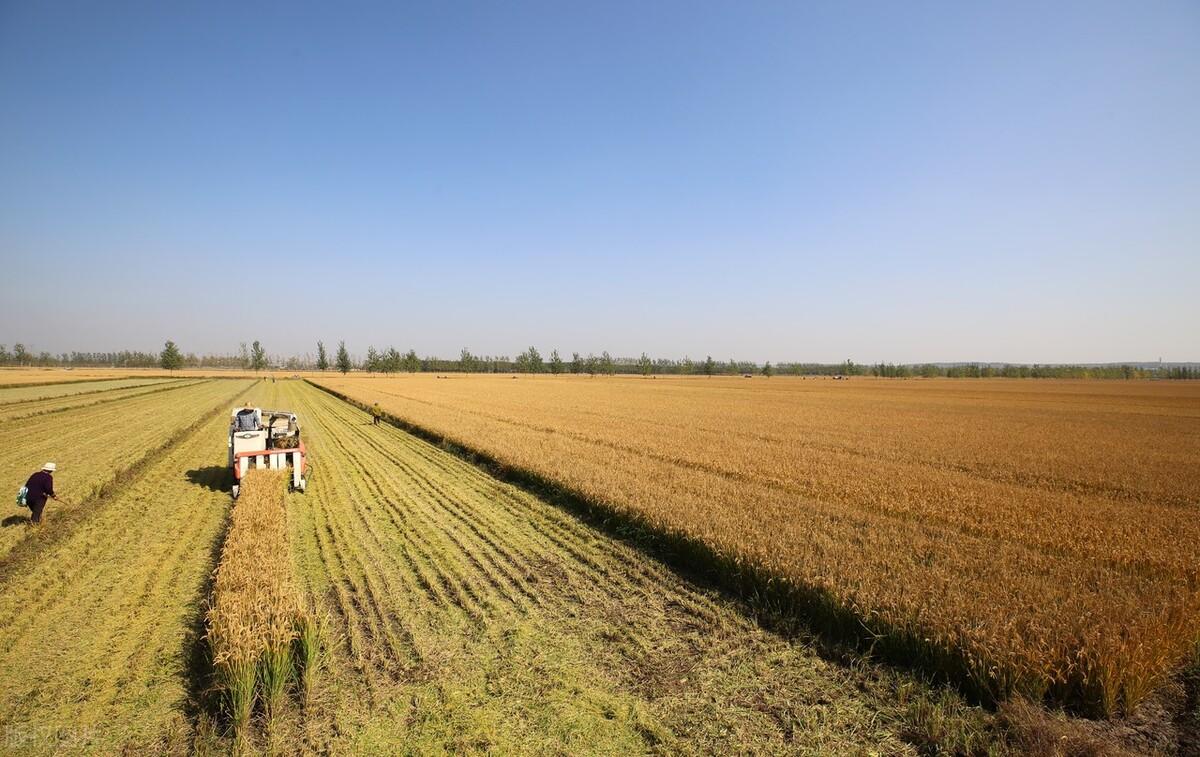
[227,406,308,499]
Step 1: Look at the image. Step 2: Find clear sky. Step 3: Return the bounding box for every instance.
[1,1,1197,363]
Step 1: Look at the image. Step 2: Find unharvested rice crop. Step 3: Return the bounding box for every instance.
[206,469,308,737]
[312,374,1200,716]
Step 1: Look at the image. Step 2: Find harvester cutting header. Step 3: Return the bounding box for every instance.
[227,405,308,498]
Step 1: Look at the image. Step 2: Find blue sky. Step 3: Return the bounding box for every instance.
[1,1,1196,362]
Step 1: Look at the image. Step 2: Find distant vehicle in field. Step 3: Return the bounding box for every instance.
[227,406,307,498]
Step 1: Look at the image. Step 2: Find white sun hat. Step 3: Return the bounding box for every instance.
[43,462,56,472]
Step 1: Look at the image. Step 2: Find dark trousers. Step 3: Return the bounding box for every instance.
[29,500,46,524]
[372,416,380,425]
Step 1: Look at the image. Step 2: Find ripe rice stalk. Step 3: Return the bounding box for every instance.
[205,469,305,738]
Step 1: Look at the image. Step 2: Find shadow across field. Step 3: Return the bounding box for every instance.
[185,466,232,493]
[1,515,28,528]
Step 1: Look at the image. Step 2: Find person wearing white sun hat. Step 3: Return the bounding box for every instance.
[23,463,59,526]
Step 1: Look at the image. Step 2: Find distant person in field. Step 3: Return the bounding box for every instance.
[371,403,382,425]
[23,463,59,526]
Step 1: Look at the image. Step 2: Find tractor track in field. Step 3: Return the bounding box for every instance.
[280,380,936,754]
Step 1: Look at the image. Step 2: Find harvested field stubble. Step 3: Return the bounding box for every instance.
[0,379,254,560]
[312,374,1200,715]
[0,376,175,405]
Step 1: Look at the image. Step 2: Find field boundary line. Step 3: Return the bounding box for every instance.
[304,379,1027,709]
[0,379,258,586]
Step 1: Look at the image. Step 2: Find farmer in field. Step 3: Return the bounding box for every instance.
[23,463,59,526]
[370,402,383,426]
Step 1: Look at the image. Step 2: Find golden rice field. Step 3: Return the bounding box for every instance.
[0,371,1193,753]
[277,380,985,754]
[312,373,1200,717]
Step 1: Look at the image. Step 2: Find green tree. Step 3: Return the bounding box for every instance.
[404,349,420,372]
[159,340,183,371]
[0,345,10,365]
[460,348,475,373]
[383,347,401,373]
[12,343,29,365]
[238,342,250,369]
[638,352,653,376]
[761,361,774,378]
[527,346,544,373]
[336,341,351,374]
[584,353,598,376]
[316,341,329,371]
[728,358,739,375]
[549,349,564,374]
[365,346,380,373]
[600,351,615,375]
[250,340,267,372]
[703,355,716,376]
[570,352,582,374]
[680,356,694,375]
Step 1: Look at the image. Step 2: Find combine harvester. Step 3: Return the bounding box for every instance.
[227,405,308,499]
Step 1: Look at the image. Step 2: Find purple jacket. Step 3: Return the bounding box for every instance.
[24,470,54,506]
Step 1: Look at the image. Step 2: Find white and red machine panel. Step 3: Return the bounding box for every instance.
[228,407,308,498]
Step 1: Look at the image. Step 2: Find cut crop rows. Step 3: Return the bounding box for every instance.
[279,381,931,753]
[0,381,282,754]
[0,379,204,423]
[0,377,176,406]
[312,374,1200,715]
[0,379,255,561]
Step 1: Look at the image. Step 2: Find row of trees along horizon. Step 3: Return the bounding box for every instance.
[2,341,1198,380]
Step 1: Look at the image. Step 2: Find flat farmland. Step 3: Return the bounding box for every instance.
[312,374,1200,716]
[277,380,973,754]
[0,369,168,387]
[0,376,177,405]
[0,380,281,753]
[0,378,254,561]
[0,378,994,753]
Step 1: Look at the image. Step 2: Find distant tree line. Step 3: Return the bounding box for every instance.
[2,340,1197,380]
